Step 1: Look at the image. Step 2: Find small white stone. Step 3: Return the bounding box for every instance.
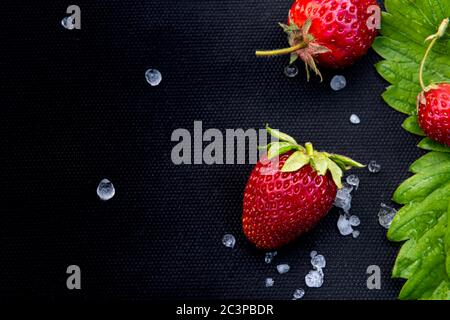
[292,288,305,300]
[145,69,162,86]
[346,174,360,190]
[265,277,274,288]
[265,251,277,264]
[378,203,397,229]
[61,16,75,30]
[305,270,324,288]
[337,214,353,236]
[276,264,290,274]
[350,114,361,124]
[349,215,361,227]
[352,230,360,238]
[334,189,352,213]
[284,65,299,78]
[368,160,381,173]
[222,234,236,248]
[330,75,346,91]
[310,250,317,258]
[97,179,115,201]
[311,254,326,269]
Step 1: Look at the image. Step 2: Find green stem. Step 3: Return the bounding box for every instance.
[305,142,314,156]
[255,42,307,57]
[419,18,449,90]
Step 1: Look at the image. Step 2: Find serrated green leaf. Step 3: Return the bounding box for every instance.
[446,201,450,278]
[393,214,446,279]
[418,137,450,153]
[409,151,450,173]
[402,115,426,136]
[393,161,450,204]
[399,248,449,300]
[281,151,310,172]
[389,181,450,242]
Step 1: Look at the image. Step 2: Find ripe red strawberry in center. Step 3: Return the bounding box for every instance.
[242,126,363,249]
[256,0,379,79]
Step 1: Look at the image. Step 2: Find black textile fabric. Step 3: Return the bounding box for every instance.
[2,0,416,300]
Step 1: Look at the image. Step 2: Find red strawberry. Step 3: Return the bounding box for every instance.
[242,126,363,249]
[256,0,379,79]
[416,18,450,146]
[417,84,450,146]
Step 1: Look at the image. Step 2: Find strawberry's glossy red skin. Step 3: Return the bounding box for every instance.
[417,84,450,146]
[242,152,337,249]
[289,0,378,68]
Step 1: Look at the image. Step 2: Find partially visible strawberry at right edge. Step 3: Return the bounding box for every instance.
[417,84,450,146]
[288,0,379,69]
[416,18,450,147]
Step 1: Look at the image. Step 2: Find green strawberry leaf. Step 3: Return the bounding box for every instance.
[310,154,328,175]
[418,137,450,153]
[281,151,310,172]
[373,0,450,299]
[402,116,425,136]
[388,182,450,242]
[392,161,450,204]
[328,154,365,168]
[409,152,450,173]
[265,124,298,145]
[267,141,297,159]
[445,201,450,277]
[326,158,343,189]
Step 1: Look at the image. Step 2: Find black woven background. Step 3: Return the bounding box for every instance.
[2,0,420,300]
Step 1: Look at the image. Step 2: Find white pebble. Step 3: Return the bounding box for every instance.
[311,254,326,269]
[337,214,353,236]
[352,230,360,238]
[265,251,277,264]
[378,203,397,229]
[61,16,75,30]
[346,174,360,190]
[334,189,352,213]
[330,75,346,91]
[350,114,360,124]
[222,234,236,248]
[305,270,324,288]
[284,65,299,78]
[349,215,361,227]
[265,277,274,288]
[276,264,290,274]
[97,179,115,201]
[368,160,381,173]
[145,69,162,86]
[292,288,305,300]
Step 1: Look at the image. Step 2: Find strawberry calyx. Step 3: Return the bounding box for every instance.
[262,125,364,188]
[255,19,330,81]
